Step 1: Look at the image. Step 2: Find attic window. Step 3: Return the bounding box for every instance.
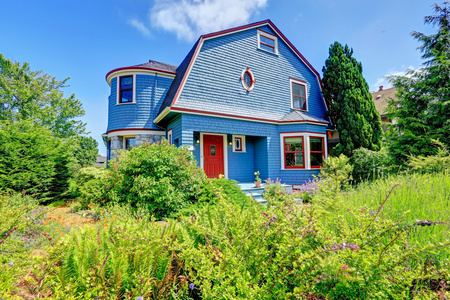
[257,30,278,55]
[241,68,256,92]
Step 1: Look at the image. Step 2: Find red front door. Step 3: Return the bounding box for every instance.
[203,134,224,178]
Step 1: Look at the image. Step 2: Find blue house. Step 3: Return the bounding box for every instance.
[103,20,331,185]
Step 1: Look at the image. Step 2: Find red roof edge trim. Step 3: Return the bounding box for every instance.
[106,128,164,134]
[106,66,177,81]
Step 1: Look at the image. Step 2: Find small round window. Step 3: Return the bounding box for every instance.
[241,68,255,92]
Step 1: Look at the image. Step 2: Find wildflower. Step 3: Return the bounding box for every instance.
[44,221,48,225]
[135,297,143,300]
[189,283,195,290]
[8,262,13,266]
[138,218,142,222]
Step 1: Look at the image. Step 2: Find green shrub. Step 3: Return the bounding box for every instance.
[350,146,391,183]
[103,140,206,219]
[172,178,251,218]
[0,120,73,203]
[407,140,450,174]
[69,166,109,210]
[179,184,450,299]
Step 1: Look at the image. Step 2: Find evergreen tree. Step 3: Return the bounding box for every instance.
[387,2,450,165]
[322,42,383,156]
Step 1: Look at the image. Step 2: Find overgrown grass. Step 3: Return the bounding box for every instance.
[340,171,450,255]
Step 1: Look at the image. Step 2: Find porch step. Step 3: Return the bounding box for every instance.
[238,182,294,205]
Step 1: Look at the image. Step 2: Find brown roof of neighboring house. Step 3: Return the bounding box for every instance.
[371,87,397,116]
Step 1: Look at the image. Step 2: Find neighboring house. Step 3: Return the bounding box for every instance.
[103,20,331,184]
[94,154,106,167]
[371,86,398,129]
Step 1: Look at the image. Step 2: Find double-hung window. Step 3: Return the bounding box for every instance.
[310,137,325,168]
[290,79,307,110]
[119,75,133,103]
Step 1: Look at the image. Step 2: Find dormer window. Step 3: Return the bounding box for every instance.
[290,78,307,111]
[119,75,133,103]
[257,30,278,55]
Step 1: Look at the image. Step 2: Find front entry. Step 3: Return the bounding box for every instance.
[203,134,224,178]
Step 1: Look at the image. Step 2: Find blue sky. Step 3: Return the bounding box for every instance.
[1,0,437,155]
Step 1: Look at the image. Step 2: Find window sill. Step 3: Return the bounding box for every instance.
[256,47,279,56]
[291,107,308,112]
[116,102,137,105]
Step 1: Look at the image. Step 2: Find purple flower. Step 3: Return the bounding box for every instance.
[135,297,143,300]
[189,283,195,290]
[8,262,13,266]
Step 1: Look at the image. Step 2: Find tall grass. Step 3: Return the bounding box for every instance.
[341,172,450,249]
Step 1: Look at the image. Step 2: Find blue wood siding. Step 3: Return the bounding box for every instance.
[174,25,327,122]
[107,75,173,132]
[181,114,324,185]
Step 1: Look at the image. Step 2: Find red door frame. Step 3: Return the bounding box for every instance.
[202,133,226,178]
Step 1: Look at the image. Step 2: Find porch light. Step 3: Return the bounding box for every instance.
[229,141,232,146]
[196,139,200,144]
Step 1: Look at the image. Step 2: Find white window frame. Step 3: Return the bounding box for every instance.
[232,135,246,152]
[279,132,327,170]
[257,30,278,55]
[123,136,136,150]
[167,129,173,145]
[290,78,308,111]
[116,73,136,105]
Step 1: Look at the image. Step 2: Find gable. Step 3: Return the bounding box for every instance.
[156,20,328,125]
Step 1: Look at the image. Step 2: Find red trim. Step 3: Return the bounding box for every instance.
[291,80,307,111]
[284,136,305,169]
[168,19,329,110]
[234,137,243,152]
[309,136,325,169]
[257,29,277,38]
[106,128,164,134]
[289,77,307,84]
[119,75,133,103]
[106,66,177,81]
[169,107,328,125]
[328,132,333,139]
[279,131,327,134]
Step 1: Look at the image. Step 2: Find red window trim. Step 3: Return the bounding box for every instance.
[284,136,305,169]
[291,81,307,111]
[234,137,243,152]
[310,136,325,169]
[119,75,133,103]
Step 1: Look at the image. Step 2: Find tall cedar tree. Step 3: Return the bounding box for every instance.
[322,42,383,156]
[387,2,450,165]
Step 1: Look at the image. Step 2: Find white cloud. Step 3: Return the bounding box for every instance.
[150,0,268,42]
[372,66,416,91]
[129,18,151,37]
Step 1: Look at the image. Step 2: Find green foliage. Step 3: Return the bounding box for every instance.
[0,120,74,202]
[336,172,450,257]
[317,154,353,201]
[104,140,206,219]
[263,178,295,204]
[48,218,193,299]
[408,140,450,173]
[349,147,392,183]
[69,166,109,210]
[322,42,383,156]
[171,178,251,218]
[69,135,99,167]
[0,53,86,138]
[179,184,450,299]
[387,2,450,166]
